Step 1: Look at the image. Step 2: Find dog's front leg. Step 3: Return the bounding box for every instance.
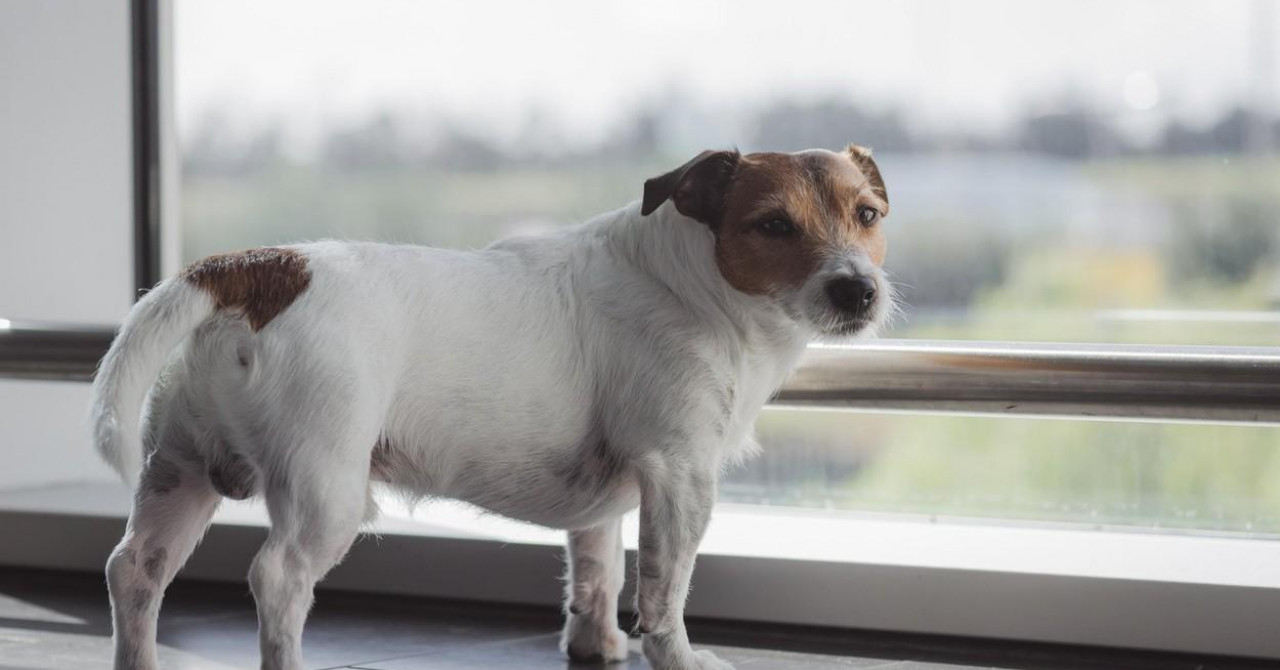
[637,463,733,670]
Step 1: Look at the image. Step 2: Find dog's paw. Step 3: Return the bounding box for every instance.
[642,636,736,670]
[561,615,630,663]
[689,649,735,670]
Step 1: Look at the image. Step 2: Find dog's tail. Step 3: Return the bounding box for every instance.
[90,278,214,485]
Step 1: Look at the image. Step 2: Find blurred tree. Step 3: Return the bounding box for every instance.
[1168,197,1277,286]
[429,131,503,172]
[1159,109,1280,156]
[183,109,284,176]
[886,223,1009,310]
[1160,120,1216,155]
[1019,109,1126,158]
[321,113,414,171]
[749,97,915,153]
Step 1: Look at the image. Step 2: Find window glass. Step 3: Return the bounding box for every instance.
[736,409,1280,536]
[176,0,1280,534]
[178,1,1280,349]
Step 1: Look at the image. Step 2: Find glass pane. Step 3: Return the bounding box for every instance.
[728,408,1280,536]
[174,1,1280,539]
[177,0,1280,347]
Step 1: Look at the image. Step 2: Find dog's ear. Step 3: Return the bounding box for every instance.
[847,144,888,207]
[640,149,740,225]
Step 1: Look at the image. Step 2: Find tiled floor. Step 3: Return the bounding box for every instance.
[0,568,1273,670]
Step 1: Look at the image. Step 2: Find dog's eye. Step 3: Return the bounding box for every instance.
[758,217,798,237]
[857,206,880,226]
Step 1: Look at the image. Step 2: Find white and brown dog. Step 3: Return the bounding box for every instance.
[91,145,892,670]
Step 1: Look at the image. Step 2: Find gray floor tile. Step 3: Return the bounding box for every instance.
[0,570,551,670]
[2,568,1273,670]
[355,633,899,670]
[157,598,552,670]
[879,664,996,670]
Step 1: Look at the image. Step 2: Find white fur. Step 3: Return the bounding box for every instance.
[92,199,890,670]
[91,280,215,485]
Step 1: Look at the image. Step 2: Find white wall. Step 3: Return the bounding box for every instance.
[0,0,133,323]
[0,0,134,488]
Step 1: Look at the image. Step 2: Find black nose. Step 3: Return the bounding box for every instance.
[825,276,877,316]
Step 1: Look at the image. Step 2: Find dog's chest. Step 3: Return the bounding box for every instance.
[716,340,808,457]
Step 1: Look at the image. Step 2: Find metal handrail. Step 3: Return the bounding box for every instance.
[779,341,1280,425]
[3,321,1279,425]
[0,321,115,383]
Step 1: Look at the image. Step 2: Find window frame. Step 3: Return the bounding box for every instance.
[2,0,1280,660]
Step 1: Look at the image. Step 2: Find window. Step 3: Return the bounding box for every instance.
[3,0,1278,659]
[175,0,1280,536]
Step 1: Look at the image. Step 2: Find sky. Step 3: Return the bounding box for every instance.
[175,0,1278,150]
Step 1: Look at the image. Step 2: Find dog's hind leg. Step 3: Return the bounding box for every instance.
[560,516,630,663]
[106,451,221,670]
[248,420,378,670]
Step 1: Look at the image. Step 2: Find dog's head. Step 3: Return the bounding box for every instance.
[641,146,893,338]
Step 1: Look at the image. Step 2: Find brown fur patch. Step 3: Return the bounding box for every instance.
[182,247,311,331]
[713,148,889,295]
[847,144,889,206]
[641,150,740,224]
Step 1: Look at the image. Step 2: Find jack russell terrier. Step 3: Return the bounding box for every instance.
[91,145,893,670]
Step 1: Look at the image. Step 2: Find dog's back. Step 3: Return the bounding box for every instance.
[96,237,598,497]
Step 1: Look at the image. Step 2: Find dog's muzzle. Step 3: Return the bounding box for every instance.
[826,274,876,314]
[816,274,883,336]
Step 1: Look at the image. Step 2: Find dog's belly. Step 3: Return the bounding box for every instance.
[458,469,641,530]
[381,390,638,530]
[394,441,640,530]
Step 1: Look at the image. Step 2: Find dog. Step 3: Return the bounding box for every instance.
[90,145,892,670]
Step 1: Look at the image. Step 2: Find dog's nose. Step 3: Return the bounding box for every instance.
[825,276,877,316]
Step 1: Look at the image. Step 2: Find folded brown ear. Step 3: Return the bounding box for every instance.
[640,149,740,225]
[847,144,888,207]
